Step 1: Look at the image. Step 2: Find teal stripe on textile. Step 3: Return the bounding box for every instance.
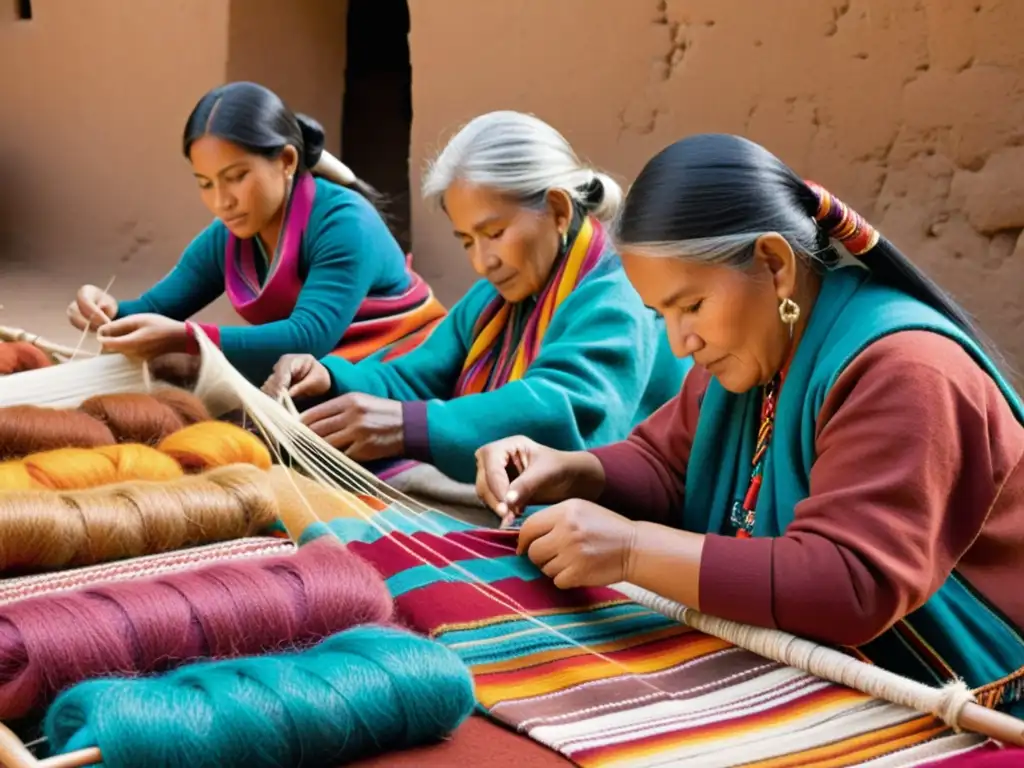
[441,602,653,644]
[440,607,676,666]
[385,554,535,597]
[297,509,472,547]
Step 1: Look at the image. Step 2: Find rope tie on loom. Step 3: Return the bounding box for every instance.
[43,625,475,767]
[0,420,271,491]
[805,179,880,256]
[0,536,392,720]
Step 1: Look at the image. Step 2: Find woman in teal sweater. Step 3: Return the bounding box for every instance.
[67,82,445,384]
[264,111,690,489]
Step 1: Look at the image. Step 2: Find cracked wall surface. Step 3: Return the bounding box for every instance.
[1,0,1021,372]
[408,0,1024,371]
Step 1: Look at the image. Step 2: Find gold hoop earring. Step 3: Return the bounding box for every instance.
[778,297,800,339]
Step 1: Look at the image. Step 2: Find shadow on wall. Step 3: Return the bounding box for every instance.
[342,0,412,252]
[0,150,38,271]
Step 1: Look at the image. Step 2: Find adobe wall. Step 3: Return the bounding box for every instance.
[2,0,1021,370]
[408,0,1024,369]
[0,0,347,341]
[0,0,231,318]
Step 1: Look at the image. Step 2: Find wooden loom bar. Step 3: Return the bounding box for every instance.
[0,326,96,362]
[0,720,39,767]
[37,748,100,767]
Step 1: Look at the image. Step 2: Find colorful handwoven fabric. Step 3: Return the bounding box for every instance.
[302,509,991,768]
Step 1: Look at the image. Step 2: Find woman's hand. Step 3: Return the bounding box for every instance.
[301,393,404,462]
[517,500,638,589]
[475,436,606,527]
[67,285,118,331]
[96,314,187,359]
[263,354,333,399]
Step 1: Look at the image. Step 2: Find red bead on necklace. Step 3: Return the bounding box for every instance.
[729,359,790,538]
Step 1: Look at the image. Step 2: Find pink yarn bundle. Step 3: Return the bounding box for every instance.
[0,537,393,719]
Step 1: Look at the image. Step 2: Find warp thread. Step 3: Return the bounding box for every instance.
[0,343,52,375]
[0,465,283,574]
[0,421,272,491]
[0,536,394,720]
[43,625,475,767]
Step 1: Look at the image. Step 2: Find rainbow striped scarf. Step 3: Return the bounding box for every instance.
[454,216,606,396]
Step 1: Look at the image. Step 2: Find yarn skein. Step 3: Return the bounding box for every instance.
[0,537,393,720]
[0,421,271,491]
[0,464,280,574]
[79,389,211,443]
[44,625,475,768]
[0,343,51,374]
[0,387,214,460]
[0,389,211,459]
[157,421,272,471]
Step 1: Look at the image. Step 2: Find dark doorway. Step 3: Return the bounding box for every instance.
[341,0,413,251]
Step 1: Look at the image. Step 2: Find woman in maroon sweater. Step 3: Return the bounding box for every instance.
[475,134,1024,718]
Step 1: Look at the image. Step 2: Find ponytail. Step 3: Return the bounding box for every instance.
[802,180,1017,387]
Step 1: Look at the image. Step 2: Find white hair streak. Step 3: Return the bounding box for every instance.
[621,230,859,271]
[422,110,624,224]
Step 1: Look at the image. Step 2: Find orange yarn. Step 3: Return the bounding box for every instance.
[0,464,37,491]
[0,421,271,491]
[157,422,272,472]
[0,343,51,374]
[19,446,183,490]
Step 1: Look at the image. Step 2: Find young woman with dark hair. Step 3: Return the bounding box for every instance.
[476,133,1024,718]
[67,81,445,383]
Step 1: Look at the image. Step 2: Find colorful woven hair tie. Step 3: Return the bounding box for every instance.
[805,180,880,256]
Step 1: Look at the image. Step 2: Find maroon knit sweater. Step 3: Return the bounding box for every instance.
[591,331,1024,646]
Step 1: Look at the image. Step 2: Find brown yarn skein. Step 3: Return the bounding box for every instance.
[0,343,52,374]
[0,464,278,574]
[0,407,115,460]
[78,389,211,445]
[0,388,211,459]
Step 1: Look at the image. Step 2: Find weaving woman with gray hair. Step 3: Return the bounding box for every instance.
[476,133,1024,719]
[264,111,689,485]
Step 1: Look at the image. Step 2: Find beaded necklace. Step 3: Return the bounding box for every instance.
[729,354,793,538]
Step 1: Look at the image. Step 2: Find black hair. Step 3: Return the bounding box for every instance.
[617,133,1016,387]
[182,81,385,208]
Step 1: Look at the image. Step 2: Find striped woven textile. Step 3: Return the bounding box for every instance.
[310,508,992,768]
[0,536,294,606]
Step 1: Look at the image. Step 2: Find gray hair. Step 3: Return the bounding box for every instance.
[617,230,847,272]
[422,111,623,224]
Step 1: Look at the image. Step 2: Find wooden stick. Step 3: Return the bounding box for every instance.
[0,720,40,767]
[959,703,1024,747]
[37,748,101,767]
[0,326,96,362]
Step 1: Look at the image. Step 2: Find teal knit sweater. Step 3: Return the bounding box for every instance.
[116,178,411,383]
[321,256,691,482]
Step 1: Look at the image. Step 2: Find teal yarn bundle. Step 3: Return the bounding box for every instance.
[43,625,476,767]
